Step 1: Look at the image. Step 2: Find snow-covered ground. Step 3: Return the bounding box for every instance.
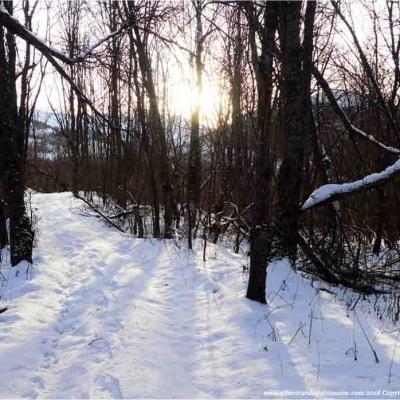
[0,192,400,399]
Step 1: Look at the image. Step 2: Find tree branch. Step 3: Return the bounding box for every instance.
[332,1,400,143]
[302,159,400,211]
[0,3,130,65]
[312,66,400,156]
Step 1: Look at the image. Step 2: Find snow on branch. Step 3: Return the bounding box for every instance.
[331,1,400,143]
[312,66,400,156]
[73,26,129,62]
[350,125,400,156]
[0,3,128,65]
[0,3,128,133]
[302,159,400,211]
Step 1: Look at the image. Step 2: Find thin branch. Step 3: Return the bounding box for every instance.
[313,66,400,156]
[0,3,130,65]
[332,1,400,143]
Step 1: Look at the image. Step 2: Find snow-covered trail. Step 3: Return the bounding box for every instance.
[0,192,400,399]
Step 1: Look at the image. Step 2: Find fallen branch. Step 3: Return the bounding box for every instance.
[73,193,126,233]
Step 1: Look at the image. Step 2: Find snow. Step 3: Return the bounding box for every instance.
[0,4,128,66]
[350,125,400,156]
[0,192,400,398]
[302,159,400,211]
[0,3,72,64]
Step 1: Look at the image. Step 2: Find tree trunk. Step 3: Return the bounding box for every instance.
[275,1,314,260]
[0,200,8,249]
[0,6,34,266]
[187,0,203,249]
[129,6,175,239]
[246,2,279,303]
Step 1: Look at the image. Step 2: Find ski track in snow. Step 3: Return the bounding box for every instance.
[0,192,400,398]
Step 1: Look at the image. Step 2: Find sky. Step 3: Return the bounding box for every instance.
[14,0,377,125]
[17,0,229,126]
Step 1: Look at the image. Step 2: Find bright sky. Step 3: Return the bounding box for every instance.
[23,0,228,126]
[17,1,377,126]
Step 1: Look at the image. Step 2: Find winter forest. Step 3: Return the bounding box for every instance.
[2,0,400,398]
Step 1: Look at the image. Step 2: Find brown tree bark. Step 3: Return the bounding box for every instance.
[129,6,175,239]
[275,1,315,260]
[187,0,203,249]
[245,2,279,303]
[0,200,8,249]
[0,2,33,266]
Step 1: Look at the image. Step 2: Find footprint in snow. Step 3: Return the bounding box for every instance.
[30,376,44,390]
[95,294,109,309]
[104,318,124,333]
[89,338,112,363]
[54,324,71,334]
[42,350,58,369]
[95,374,123,399]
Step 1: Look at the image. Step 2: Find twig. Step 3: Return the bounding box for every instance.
[354,311,379,363]
[289,322,306,345]
[88,337,104,346]
[308,306,314,345]
[350,294,362,311]
[388,329,400,383]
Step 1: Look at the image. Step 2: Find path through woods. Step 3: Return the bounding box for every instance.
[0,193,399,398]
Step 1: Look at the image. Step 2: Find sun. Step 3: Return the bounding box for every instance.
[168,76,224,125]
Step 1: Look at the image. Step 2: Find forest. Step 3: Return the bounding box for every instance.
[1,0,400,398]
